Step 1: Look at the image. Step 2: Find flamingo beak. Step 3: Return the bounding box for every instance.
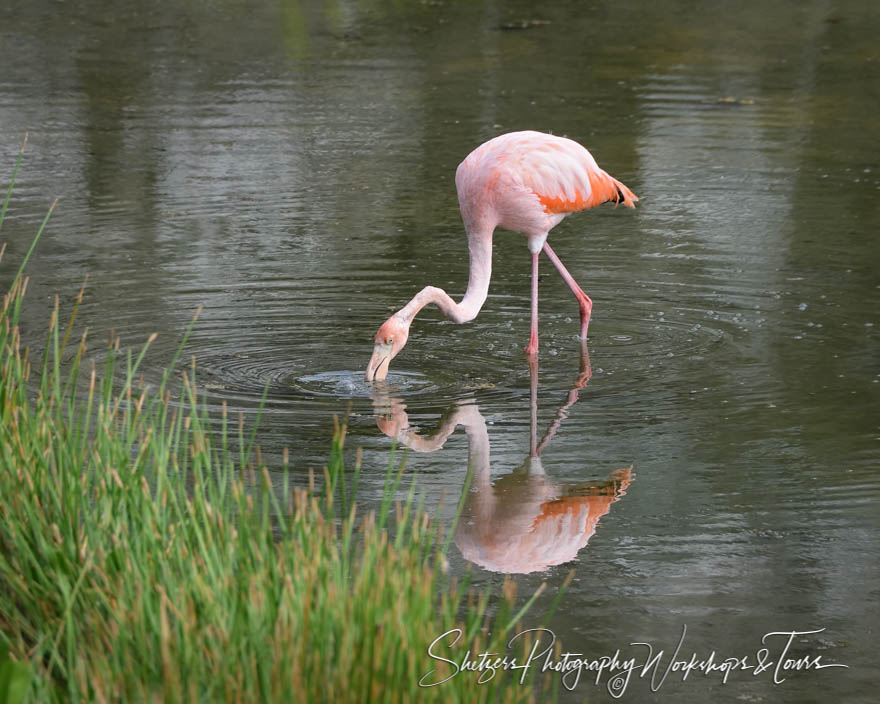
[365,341,393,382]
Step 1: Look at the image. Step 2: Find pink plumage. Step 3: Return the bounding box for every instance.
[456,131,637,244]
[365,130,638,381]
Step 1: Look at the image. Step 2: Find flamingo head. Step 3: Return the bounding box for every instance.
[365,315,410,382]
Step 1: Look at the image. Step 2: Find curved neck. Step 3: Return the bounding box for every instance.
[397,226,493,325]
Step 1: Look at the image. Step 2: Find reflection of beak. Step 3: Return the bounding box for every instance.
[365,342,393,382]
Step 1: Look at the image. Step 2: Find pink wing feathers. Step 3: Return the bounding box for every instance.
[454,130,637,239]
[514,132,638,213]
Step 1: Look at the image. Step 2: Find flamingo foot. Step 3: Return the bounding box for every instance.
[579,299,592,339]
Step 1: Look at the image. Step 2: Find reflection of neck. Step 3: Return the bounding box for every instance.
[462,409,490,488]
[373,340,592,461]
[397,228,492,325]
[371,388,488,453]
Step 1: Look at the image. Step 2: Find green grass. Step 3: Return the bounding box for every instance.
[0,140,561,703]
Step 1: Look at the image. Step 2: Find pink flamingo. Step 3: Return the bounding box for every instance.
[365,130,637,381]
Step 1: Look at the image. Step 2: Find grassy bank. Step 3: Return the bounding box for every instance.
[0,143,558,702]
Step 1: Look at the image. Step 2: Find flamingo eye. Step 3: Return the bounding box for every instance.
[386,337,393,345]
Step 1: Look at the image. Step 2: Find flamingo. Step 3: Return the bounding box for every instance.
[365,130,637,381]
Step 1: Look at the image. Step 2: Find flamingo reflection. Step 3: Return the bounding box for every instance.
[371,343,632,574]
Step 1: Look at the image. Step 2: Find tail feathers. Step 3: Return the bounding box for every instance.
[590,170,638,209]
[537,170,639,214]
[611,176,638,209]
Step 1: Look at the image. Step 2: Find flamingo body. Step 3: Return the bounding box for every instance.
[455,131,637,253]
[365,130,637,381]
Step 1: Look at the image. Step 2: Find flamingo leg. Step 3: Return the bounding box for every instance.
[525,251,540,356]
[542,242,593,339]
[528,354,539,457]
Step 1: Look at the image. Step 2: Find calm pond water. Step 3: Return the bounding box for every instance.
[2,0,878,701]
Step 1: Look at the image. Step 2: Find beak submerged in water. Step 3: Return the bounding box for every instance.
[366,315,410,382]
[365,341,393,382]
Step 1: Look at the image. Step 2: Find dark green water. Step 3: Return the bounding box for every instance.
[2,0,878,701]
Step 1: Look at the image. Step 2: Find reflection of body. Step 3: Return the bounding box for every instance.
[371,344,632,574]
[456,458,631,574]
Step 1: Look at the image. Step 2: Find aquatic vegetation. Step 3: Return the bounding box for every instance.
[0,144,558,702]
